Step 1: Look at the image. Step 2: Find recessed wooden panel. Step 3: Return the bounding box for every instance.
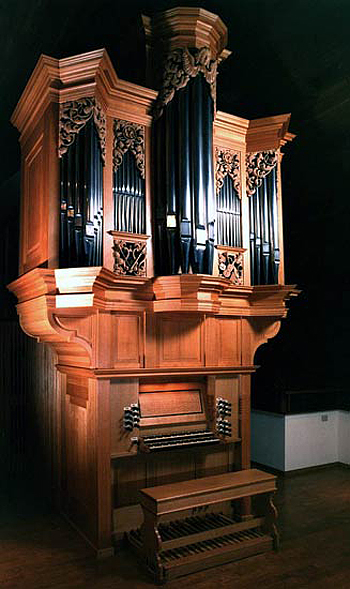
[113,314,143,367]
[157,315,203,367]
[22,134,47,272]
[140,390,202,417]
[206,317,241,366]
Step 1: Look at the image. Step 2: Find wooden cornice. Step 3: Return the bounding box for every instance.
[214,111,295,153]
[214,111,250,150]
[145,7,229,59]
[8,268,299,370]
[246,113,296,152]
[152,275,228,314]
[11,48,157,141]
[9,268,299,317]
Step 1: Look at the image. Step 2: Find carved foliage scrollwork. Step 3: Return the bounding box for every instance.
[59,97,106,162]
[112,240,147,276]
[113,120,145,179]
[153,46,217,119]
[215,148,241,195]
[246,150,278,196]
[218,251,243,285]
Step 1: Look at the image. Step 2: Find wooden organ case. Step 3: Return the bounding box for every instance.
[8,7,299,581]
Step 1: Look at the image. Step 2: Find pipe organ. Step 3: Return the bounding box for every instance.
[8,7,299,581]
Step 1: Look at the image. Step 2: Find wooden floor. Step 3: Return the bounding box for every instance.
[1,465,350,588]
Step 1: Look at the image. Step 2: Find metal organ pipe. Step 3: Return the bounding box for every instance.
[249,166,280,285]
[59,119,103,268]
[216,175,241,248]
[113,149,146,236]
[154,73,216,276]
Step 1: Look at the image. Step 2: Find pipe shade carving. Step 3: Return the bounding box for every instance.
[113,119,145,179]
[153,47,217,120]
[218,250,244,285]
[215,148,240,195]
[112,239,147,276]
[246,151,277,197]
[59,97,106,163]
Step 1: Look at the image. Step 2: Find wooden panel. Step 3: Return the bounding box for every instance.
[63,393,95,538]
[138,381,207,428]
[146,451,196,489]
[113,314,143,367]
[156,315,204,367]
[0,320,59,481]
[22,133,46,272]
[88,378,113,555]
[195,445,232,479]
[113,455,147,507]
[206,316,241,366]
[110,378,139,457]
[66,375,89,408]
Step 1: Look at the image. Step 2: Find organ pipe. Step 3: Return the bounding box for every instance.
[113,150,145,235]
[249,166,279,285]
[216,175,241,248]
[154,73,216,276]
[59,119,103,268]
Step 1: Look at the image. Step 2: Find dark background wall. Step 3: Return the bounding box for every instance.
[0,0,349,478]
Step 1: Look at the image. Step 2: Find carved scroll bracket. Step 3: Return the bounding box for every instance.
[153,46,217,119]
[113,119,145,179]
[215,148,240,195]
[58,97,106,162]
[246,150,278,197]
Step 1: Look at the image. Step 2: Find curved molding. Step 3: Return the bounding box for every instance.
[249,317,282,362]
[16,296,93,367]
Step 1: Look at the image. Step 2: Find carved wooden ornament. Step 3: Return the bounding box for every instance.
[153,46,217,119]
[113,119,145,179]
[246,150,278,196]
[218,250,244,285]
[112,239,147,276]
[215,148,240,195]
[58,97,106,162]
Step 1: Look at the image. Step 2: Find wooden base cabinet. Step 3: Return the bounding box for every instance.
[8,268,297,558]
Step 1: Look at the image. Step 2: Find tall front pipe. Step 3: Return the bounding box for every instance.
[146,7,229,276]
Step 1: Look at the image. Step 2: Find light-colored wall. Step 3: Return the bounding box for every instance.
[251,409,350,471]
[284,411,339,471]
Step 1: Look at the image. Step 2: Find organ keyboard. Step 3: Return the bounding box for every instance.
[136,430,222,452]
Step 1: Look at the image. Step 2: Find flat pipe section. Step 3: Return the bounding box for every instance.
[178,88,191,273]
[216,175,241,247]
[59,119,103,268]
[153,74,215,276]
[113,150,146,235]
[249,167,279,284]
